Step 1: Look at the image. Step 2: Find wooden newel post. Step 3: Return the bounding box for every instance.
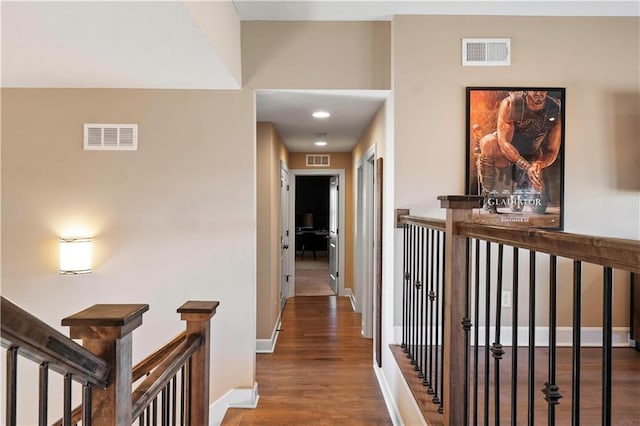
[177,301,220,426]
[438,195,482,426]
[62,304,149,425]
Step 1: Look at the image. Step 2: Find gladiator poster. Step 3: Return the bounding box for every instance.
[465,87,565,229]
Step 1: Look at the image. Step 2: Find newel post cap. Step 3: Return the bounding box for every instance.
[62,304,149,339]
[438,195,483,210]
[177,301,220,321]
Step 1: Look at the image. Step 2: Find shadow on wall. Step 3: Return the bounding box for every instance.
[612,92,640,191]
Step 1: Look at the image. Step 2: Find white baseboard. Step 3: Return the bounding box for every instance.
[374,365,404,426]
[256,316,281,353]
[393,325,632,347]
[209,383,259,426]
[343,288,356,311]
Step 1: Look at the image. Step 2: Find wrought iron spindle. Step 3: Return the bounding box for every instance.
[153,397,158,425]
[528,251,537,426]
[139,411,145,425]
[433,230,441,406]
[492,244,505,425]
[473,239,481,426]
[181,365,186,426]
[421,228,428,383]
[402,223,408,350]
[463,237,472,424]
[423,228,432,389]
[82,383,92,426]
[172,375,178,425]
[415,227,424,373]
[436,230,444,412]
[63,373,72,426]
[7,346,18,426]
[543,255,562,424]
[428,228,436,395]
[602,267,613,426]
[511,248,519,426]
[483,241,491,426]
[572,260,582,426]
[412,225,418,362]
[39,362,49,426]
[162,384,169,425]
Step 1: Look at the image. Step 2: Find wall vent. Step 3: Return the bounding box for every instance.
[462,38,511,66]
[84,124,138,150]
[306,154,330,167]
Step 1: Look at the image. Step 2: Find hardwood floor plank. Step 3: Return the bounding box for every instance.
[222,296,391,425]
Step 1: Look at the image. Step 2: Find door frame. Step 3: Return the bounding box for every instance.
[355,145,376,338]
[287,168,346,298]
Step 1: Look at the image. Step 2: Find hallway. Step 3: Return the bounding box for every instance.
[222,296,391,425]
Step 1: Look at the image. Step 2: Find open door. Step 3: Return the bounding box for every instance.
[328,176,339,294]
[280,163,291,308]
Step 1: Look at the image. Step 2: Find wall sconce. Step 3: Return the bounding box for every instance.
[59,238,92,274]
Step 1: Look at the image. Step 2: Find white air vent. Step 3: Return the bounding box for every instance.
[306,154,330,167]
[462,38,511,66]
[84,124,138,150]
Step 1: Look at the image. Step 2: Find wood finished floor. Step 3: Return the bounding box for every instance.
[222,296,391,426]
[392,344,640,425]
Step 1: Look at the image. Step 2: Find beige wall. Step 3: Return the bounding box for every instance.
[351,104,387,304]
[256,122,288,340]
[1,88,256,419]
[242,21,391,89]
[392,16,639,328]
[289,152,354,291]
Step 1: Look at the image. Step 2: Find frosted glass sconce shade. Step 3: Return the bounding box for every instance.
[59,238,92,274]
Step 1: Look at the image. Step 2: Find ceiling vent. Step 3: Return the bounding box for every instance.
[84,124,138,150]
[306,154,330,167]
[462,38,511,66]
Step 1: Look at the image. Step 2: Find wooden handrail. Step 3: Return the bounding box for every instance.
[132,331,187,382]
[458,222,640,274]
[398,214,446,231]
[0,296,109,388]
[131,334,202,419]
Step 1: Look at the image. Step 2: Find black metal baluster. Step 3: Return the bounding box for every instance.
[162,384,169,425]
[38,362,49,426]
[511,248,519,426]
[421,228,428,384]
[428,228,436,395]
[415,226,424,373]
[181,365,186,426]
[409,225,415,360]
[83,383,92,426]
[172,375,178,426]
[492,244,505,425]
[602,267,613,426]
[463,236,472,424]
[528,251,536,426]
[139,411,145,426]
[153,397,158,425]
[572,261,582,426]
[403,223,409,351]
[63,373,72,426]
[437,231,445,413]
[543,255,562,424]
[146,405,151,426]
[433,230,441,406]
[423,228,432,389]
[6,346,18,426]
[411,225,418,362]
[473,239,481,426]
[484,241,491,426]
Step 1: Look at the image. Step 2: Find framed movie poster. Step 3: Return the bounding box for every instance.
[465,87,565,229]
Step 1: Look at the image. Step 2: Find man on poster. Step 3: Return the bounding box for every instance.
[474,90,562,213]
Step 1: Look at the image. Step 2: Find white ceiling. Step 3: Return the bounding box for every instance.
[257,90,388,152]
[233,0,640,20]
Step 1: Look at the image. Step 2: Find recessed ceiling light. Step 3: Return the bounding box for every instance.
[312,111,330,118]
[314,141,327,146]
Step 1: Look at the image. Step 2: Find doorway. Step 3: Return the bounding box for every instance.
[287,169,345,299]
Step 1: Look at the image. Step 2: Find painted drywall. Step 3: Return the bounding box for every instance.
[1,88,256,421]
[242,21,391,89]
[289,152,354,292]
[183,0,242,87]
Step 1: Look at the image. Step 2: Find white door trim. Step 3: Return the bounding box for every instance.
[289,168,346,297]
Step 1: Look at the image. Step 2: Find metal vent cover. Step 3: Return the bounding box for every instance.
[84,124,138,150]
[306,154,330,167]
[462,38,511,66]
